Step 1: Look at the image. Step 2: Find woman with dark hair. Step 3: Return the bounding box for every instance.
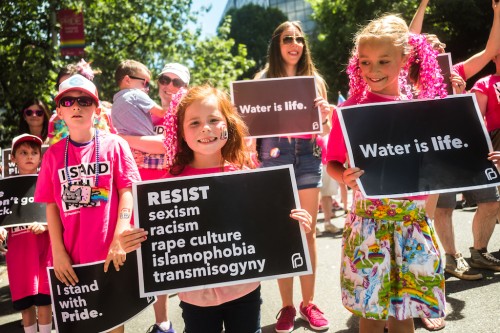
[255,21,331,333]
[19,98,51,143]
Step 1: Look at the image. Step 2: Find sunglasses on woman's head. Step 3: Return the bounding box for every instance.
[24,109,44,117]
[158,75,185,88]
[282,35,305,45]
[58,96,95,107]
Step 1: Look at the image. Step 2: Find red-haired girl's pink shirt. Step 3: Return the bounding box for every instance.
[165,164,260,307]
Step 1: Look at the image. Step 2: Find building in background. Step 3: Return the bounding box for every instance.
[222,0,315,35]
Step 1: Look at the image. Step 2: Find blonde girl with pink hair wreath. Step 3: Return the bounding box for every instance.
[326,14,447,333]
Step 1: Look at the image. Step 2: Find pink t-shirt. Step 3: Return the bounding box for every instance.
[6,226,51,301]
[316,134,328,165]
[165,164,260,307]
[326,91,399,164]
[471,74,500,132]
[34,132,141,264]
[326,91,427,200]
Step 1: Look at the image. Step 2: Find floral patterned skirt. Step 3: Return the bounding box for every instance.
[340,192,446,320]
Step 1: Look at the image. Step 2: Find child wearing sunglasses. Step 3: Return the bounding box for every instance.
[111,60,168,180]
[35,74,141,333]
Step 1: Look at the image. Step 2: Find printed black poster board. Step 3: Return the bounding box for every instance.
[133,166,312,297]
[231,77,321,138]
[338,94,500,198]
[2,145,49,178]
[48,254,155,333]
[437,53,454,95]
[0,175,46,227]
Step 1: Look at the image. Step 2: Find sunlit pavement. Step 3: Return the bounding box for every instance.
[1,207,499,332]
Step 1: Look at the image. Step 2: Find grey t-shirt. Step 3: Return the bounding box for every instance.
[111,89,157,136]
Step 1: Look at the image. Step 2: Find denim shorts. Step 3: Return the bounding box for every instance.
[259,137,322,190]
[437,187,500,209]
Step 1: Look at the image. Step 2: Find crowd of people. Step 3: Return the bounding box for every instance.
[1,0,500,332]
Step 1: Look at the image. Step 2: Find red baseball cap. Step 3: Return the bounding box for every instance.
[11,134,43,151]
[55,74,99,105]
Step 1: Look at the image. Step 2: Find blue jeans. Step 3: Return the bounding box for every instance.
[259,137,322,190]
[180,286,261,333]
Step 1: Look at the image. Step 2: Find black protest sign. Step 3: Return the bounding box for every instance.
[0,175,46,227]
[437,53,453,95]
[231,77,321,138]
[339,94,500,198]
[2,145,49,178]
[48,254,155,333]
[134,166,311,296]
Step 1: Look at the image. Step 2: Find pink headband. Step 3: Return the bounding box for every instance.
[163,88,188,168]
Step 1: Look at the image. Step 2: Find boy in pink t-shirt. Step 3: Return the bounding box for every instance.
[34,74,140,333]
[4,134,52,333]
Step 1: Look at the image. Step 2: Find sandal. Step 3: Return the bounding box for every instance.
[420,317,446,331]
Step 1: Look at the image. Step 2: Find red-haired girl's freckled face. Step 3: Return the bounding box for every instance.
[358,38,407,96]
[182,95,228,159]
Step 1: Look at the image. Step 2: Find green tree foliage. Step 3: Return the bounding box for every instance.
[309,0,492,101]
[190,17,255,88]
[0,0,253,147]
[223,3,288,79]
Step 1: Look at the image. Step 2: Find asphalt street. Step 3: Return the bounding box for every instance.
[1,206,499,333]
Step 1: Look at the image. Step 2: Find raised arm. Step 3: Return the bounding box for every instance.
[409,0,430,34]
[462,0,500,79]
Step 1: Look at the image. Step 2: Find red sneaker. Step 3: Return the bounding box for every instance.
[299,302,329,330]
[275,306,296,333]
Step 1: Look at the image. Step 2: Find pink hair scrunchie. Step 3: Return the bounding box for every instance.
[163,87,188,168]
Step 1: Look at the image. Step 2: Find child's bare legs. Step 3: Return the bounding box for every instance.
[340,183,348,211]
[153,295,169,324]
[320,195,333,222]
[108,325,124,333]
[278,188,320,307]
[359,318,385,333]
[37,304,52,325]
[359,317,414,333]
[387,317,415,333]
[21,306,36,328]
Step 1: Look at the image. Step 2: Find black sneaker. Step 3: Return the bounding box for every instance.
[469,247,500,271]
[146,323,175,333]
[445,253,482,280]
